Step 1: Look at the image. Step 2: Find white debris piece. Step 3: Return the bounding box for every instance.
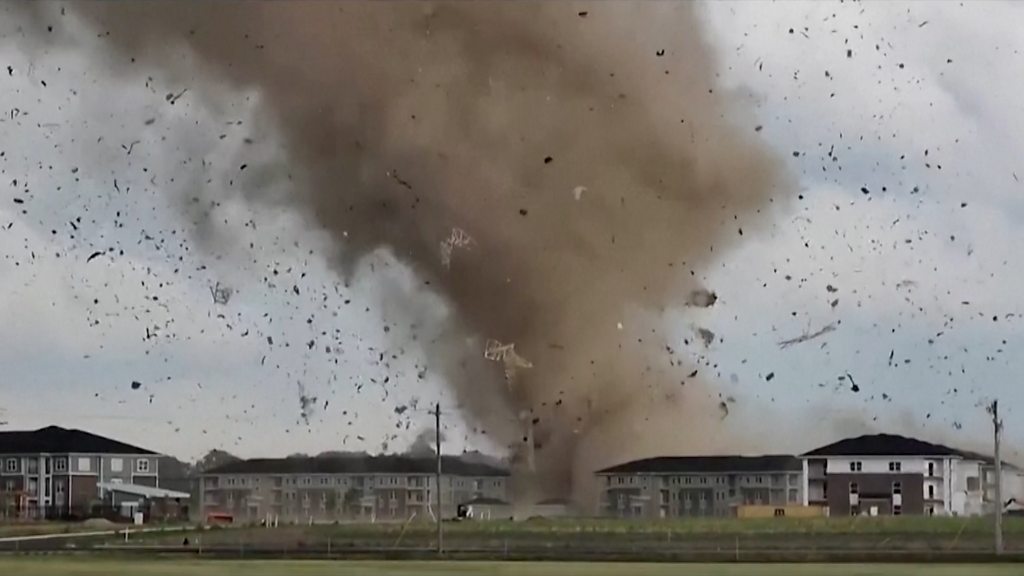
[440,227,474,268]
[484,339,533,383]
[573,186,587,200]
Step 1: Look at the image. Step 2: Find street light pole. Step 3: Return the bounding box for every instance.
[435,403,443,556]
[991,400,1003,555]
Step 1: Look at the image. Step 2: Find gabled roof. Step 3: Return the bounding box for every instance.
[205,455,508,477]
[0,426,157,455]
[802,433,976,458]
[595,455,801,475]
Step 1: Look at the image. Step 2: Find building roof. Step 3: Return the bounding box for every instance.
[803,433,979,459]
[595,455,801,475]
[205,454,509,477]
[96,482,190,500]
[462,496,510,506]
[0,426,158,455]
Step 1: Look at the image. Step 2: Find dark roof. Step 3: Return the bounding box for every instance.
[803,434,977,458]
[206,455,508,477]
[0,426,157,455]
[595,455,801,475]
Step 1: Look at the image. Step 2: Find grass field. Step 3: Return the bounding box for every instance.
[1,560,1022,576]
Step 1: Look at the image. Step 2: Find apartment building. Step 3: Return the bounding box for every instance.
[200,454,508,523]
[801,433,1018,516]
[0,426,165,519]
[596,455,803,518]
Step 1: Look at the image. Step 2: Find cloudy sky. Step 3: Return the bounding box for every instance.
[0,1,1022,463]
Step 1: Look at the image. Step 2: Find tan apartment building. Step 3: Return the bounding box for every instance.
[200,454,509,523]
[596,455,803,518]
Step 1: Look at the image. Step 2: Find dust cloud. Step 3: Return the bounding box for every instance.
[20,2,792,502]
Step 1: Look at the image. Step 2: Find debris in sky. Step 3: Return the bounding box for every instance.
[778,322,837,349]
[130,381,142,390]
[685,289,718,308]
[86,251,104,263]
[439,227,473,269]
[696,327,715,347]
[765,372,775,382]
[845,372,860,393]
[210,282,233,305]
[573,186,587,200]
[484,339,533,383]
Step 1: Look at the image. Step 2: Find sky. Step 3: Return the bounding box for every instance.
[0,1,1022,463]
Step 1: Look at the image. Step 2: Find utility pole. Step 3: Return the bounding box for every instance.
[435,402,443,556]
[991,399,1004,555]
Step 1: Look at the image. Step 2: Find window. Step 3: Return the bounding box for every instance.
[227,478,236,486]
[684,477,692,485]
[849,482,859,495]
[110,458,123,472]
[892,482,902,495]
[966,477,980,492]
[3,480,13,492]
[849,462,863,472]
[320,477,328,486]
[888,461,901,472]
[774,508,785,517]
[700,477,708,485]
[136,459,150,473]
[78,457,91,472]
[4,459,17,472]
[927,462,935,477]
[302,477,312,486]
[893,505,902,516]
[54,458,67,472]
[928,484,935,499]
[788,488,799,503]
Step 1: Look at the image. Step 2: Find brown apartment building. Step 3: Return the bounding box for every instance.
[201,454,509,523]
[0,426,180,520]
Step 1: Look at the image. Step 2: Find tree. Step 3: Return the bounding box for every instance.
[193,449,240,473]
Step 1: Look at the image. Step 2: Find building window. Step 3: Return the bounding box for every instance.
[302,477,312,486]
[927,462,935,477]
[320,477,328,486]
[888,461,901,472]
[685,477,692,485]
[136,459,150,473]
[5,459,17,472]
[788,488,798,503]
[700,477,708,485]
[966,477,980,492]
[4,480,14,492]
[849,482,859,495]
[78,458,91,472]
[110,458,123,472]
[54,458,67,472]
[893,505,902,516]
[928,484,936,499]
[849,462,863,472]
[892,482,902,495]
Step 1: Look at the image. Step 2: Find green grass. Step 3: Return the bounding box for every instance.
[0,523,122,538]
[0,560,1022,576]
[139,516,1022,540]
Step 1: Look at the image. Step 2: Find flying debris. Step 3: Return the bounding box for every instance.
[484,339,533,384]
[778,322,837,349]
[210,282,233,305]
[685,289,718,308]
[439,227,473,269]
